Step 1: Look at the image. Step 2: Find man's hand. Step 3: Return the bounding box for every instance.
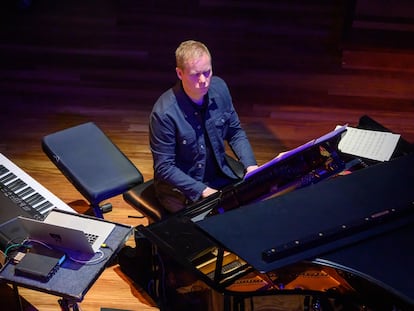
[275,151,287,159]
[245,165,259,174]
[202,186,218,199]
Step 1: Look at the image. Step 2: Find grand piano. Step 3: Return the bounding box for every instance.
[136,116,414,311]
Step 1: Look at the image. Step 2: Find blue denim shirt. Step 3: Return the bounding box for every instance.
[150,76,257,202]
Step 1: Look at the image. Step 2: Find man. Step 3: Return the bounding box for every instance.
[150,40,258,213]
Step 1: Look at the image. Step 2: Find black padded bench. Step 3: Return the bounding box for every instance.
[42,122,144,218]
[123,179,169,223]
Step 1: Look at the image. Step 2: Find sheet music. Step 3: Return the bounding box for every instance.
[338,126,400,162]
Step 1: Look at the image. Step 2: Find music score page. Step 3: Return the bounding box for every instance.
[338,126,400,162]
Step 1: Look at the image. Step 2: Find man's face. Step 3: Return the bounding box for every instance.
[176,53,212,104]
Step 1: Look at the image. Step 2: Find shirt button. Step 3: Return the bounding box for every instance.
[182,139,187,144]
[197,163,203,168]
[197,125,201,130]
[194,112,199,116]
[200,144,204,149]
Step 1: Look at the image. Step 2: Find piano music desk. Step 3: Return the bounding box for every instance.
[0,211,133,311]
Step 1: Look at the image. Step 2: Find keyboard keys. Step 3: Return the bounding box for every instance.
[0,165,54,215]
[0,153,75,217]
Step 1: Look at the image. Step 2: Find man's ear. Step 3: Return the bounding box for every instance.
[176,67,183,80]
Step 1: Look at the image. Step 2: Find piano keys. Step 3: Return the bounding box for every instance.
[0,153,74,223]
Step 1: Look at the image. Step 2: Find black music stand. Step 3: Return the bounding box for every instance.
[0,210,133,310]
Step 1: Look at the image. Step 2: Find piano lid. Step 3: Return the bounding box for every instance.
[313,221,414,307]
[197,154,414,302]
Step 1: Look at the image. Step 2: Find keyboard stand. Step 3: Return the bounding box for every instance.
[58,297,82,311]
[10,285,82,311]
[0,211,133,310]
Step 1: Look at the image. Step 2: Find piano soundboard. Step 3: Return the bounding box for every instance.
[0,153,75,222]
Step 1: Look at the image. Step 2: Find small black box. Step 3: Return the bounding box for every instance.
[15,251,65,282]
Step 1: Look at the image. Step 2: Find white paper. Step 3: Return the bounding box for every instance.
[338,126,400,162]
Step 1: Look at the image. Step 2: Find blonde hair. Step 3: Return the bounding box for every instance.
[175,40,211,70]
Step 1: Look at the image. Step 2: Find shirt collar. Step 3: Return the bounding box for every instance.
[176,81,209,110]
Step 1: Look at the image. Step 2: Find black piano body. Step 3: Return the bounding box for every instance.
[197,152,414,309]
[136,116,414,310]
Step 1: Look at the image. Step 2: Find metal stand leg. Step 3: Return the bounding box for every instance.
[12,284,23,311]
[58,298,82,311]
[92,204,104,219]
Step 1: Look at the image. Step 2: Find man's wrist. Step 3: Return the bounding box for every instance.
[202,186,217,198]
[245,165,259,174]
